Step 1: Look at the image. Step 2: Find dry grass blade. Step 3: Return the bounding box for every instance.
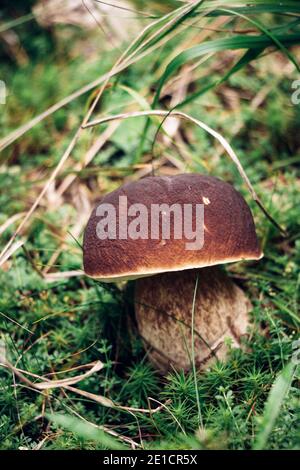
[56,121,120,198]
[0,311,33,334]
[148,397,186,434]
[0,212,25,236]
[62,403,141,449]
[43,270,84,281]
[83,109,287,235]
[0,76,103,152]
[0,356,166,415]
[0,239,25,267]
[0,357,104,390]
[36,361,104,390]
[51,385,166,414]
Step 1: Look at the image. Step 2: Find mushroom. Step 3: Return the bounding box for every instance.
[83,174,262,372]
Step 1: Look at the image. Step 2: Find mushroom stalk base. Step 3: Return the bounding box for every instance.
[134,267,251,373]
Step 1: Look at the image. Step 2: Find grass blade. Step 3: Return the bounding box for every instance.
[47,413,125,449]
[154,33,300,105]
[253,362,298,450]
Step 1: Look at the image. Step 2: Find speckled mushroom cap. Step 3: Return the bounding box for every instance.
[83,174,263,281]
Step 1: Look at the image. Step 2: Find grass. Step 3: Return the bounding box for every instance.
[0,0,299,450]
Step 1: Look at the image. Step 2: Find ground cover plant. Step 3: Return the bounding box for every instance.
[0,0,299,450]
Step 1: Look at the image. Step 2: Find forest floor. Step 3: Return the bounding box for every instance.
[0,0,299,450]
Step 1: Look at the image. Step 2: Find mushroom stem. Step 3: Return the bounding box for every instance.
[134,266,251,373]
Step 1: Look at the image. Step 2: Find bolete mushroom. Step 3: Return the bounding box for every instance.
[83,174,262,372]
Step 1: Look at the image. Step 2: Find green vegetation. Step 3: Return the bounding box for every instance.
[0,0,299,450]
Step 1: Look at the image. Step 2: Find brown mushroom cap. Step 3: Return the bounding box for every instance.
[83,174,262,281]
